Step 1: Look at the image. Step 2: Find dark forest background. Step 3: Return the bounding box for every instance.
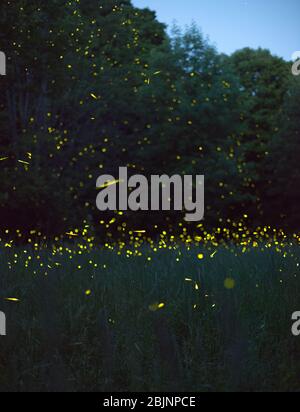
[0,0,299,238]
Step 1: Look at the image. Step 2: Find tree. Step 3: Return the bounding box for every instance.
[263,75,300,228]
[0,0,166,234]
[134,25,248,224]
[229,48,290,220]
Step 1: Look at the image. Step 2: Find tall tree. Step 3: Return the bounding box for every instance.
[263,75,300,228]
[0,0,166,233]
[229,48,290,219]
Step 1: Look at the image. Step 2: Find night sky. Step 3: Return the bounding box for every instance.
[133,0,300,60]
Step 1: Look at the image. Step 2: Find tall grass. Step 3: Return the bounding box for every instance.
[0,245,299,392]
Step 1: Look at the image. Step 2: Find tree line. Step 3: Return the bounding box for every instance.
[0,0,299,238]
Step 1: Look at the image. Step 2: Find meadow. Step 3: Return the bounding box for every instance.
[0,229,299,392]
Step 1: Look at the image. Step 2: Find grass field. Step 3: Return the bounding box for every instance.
[0,238,300,392]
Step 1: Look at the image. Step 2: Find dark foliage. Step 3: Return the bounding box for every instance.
[0,0,298,237]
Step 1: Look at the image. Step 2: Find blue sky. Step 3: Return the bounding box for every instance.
[132,0,300,60]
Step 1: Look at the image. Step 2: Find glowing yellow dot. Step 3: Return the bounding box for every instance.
[149,302,165,312]
[5,297,20,302]
[224,278,235,290]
